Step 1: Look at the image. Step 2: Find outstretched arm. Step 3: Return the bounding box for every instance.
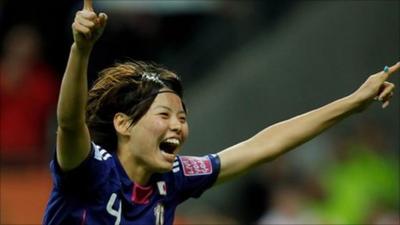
[216,63,399,183]
[56,0,107,171]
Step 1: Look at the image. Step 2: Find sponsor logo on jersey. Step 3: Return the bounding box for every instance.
[154,202,165,225]
[179,156,212,176]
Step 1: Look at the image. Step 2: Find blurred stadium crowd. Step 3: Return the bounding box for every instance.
[1,0,399,224]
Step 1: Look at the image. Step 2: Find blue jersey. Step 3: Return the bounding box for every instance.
[43,142,220,225]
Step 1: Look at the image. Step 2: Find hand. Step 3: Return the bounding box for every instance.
[72,0,108,51]
[352,62,399,111]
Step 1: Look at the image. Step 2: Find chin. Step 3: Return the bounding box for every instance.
[156,167,172,174]
[154,161,174,173]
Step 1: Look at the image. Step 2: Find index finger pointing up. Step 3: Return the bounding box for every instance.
[83,0,93,11]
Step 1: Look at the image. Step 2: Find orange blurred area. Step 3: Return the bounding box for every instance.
[1,166,52,224]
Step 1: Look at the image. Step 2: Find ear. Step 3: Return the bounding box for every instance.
[113,112,131,136]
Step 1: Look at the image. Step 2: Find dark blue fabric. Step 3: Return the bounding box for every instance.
[43,142,220,225]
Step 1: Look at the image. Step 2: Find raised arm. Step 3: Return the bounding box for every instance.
[56,0,107,171]
[216,63,399,183]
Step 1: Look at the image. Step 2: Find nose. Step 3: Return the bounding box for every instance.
[169,116,182,133]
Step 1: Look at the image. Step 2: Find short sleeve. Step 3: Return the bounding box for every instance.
[173,154,220,202]
[50,142,115,192]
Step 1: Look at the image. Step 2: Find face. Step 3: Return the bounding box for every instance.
[126,90,189,173]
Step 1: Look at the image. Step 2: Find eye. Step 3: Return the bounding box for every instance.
[179,115,187,123]
[159,112,169,119]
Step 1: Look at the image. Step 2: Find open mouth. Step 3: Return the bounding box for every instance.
[159,138,180,155]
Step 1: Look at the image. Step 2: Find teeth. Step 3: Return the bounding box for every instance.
[164,138,180,145]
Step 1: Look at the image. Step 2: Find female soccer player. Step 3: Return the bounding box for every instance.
[43,0,398,224]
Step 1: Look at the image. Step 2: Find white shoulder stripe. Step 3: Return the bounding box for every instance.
[103,153,112,160]
[99,149,107,156]
[93,144,103,161]
[92,142,112,161]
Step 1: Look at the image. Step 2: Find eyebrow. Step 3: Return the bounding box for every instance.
[155,105,186,114]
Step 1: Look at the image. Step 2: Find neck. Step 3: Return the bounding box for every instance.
[117,150,152,186]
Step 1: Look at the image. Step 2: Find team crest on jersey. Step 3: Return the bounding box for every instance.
[157,181,167,196]
[179,156,212,176]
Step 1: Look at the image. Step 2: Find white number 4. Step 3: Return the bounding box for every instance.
[107,193,122,225]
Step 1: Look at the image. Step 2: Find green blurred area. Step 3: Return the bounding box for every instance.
[313,144,399,224]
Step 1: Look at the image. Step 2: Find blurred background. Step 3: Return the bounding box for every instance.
[0,0,399,224]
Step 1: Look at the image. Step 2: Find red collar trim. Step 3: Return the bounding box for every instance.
[131,183,153,204]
